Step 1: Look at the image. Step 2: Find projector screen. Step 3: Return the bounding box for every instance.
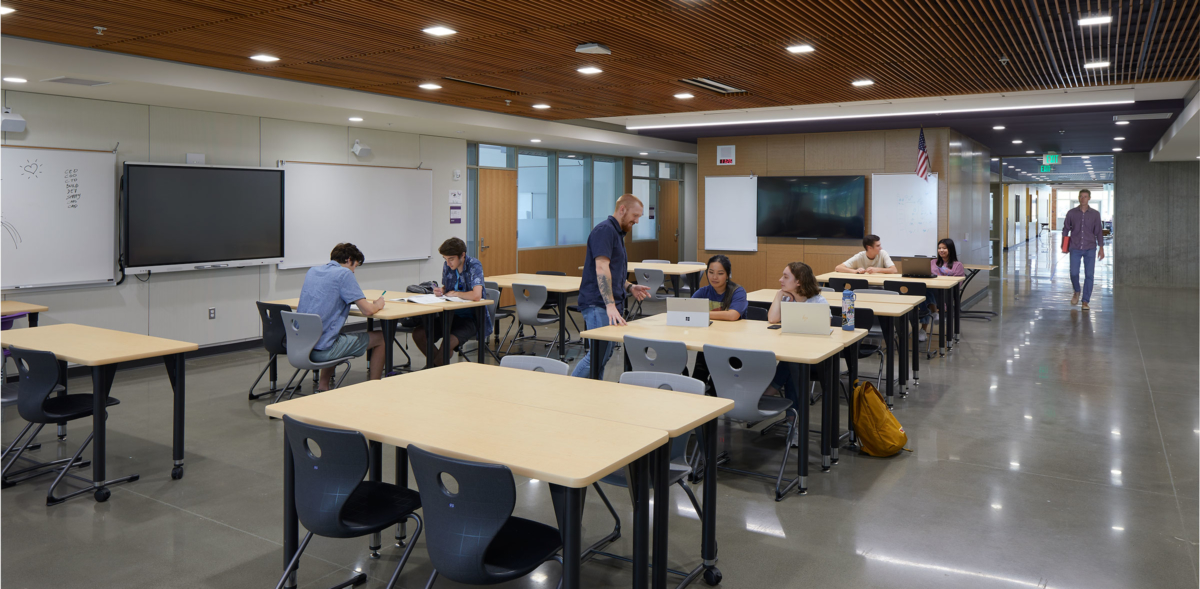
[756,175,865,240]
[123,163,284,273]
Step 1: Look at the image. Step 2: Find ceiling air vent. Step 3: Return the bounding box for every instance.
[442,77,517,94]
[40,76,110,87]
[679,78,746,94]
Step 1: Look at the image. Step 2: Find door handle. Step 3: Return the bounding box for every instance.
[481,245,490,249]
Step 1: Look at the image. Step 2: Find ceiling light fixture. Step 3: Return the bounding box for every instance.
[532,104,551,109]
[991,158,999,161]
[0,6,14,14]
[1084,61,1110,69]
[250,54,280,62]
[1113,137,1125,140]
[1026,150,1034,154]
[423,26,456,36]
[1115,120,1130,125]
[577,67,602,74]
[1078,15,1113,26]
[418,83,442,89]
[348,117,363,122]
[2,77,26,83]
[639,152,649,155]
[786,44,815,54]
[674,93,694,99]
[993,125,1005,130]
[1012,140,1023,144]
[1112,147,1122,151]
[851,79,874,87]
[530,139,541,143]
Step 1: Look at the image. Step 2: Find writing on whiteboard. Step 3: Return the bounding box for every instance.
[20,159,41,179]
[1,217,21,249]
[64,168,81,208]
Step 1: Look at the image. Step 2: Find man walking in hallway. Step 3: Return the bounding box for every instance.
[1062,188,1105,311]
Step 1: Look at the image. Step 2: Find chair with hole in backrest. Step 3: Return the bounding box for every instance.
[884,280,934,355]
[274,311,356,404]
[503,284,562,358]
[500,355,569,375]
[828,277,869,292]
[677,261,706,296]
[276,416,423,589]
[744,306,768,322]
[249,302,300,400]
[703,344,801,501]
[533,271,583,340]
[630,268,669,318]
[623,335,689,375]
[409,445,563,588]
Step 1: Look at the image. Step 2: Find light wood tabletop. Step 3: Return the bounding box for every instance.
[582,314,867,364]
[488,273,582,293]
[745,288,924,309]
[267,289,493,321]
[816,272,965,289]
[627,262,706,276]
[964,264,998,271]
[265,378,667,488]
[1,301,49,316]
[429,363,732,437]
[0,324,198,366]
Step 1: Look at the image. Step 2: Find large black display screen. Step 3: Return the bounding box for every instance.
[756,175,865,239]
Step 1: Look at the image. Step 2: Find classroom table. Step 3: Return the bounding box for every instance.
[1,300,48,327]
[745,289,923,406]
[960,264,999,323]
[0,324,198,496]
[488,274,581,362]
[265,372,670,589]
[627,262,705,297]
[267,290,494,373]
[582,314,867,494]
[816,272,965,357]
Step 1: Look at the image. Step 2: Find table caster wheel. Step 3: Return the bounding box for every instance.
[94,487,111,502]
[703,567,722,586]
[171,466,184,480]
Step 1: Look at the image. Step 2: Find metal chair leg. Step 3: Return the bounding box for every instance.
[274,531,315,589]
[383,513,424,589]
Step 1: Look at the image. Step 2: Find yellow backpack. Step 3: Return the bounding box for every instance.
[852,381,909,456]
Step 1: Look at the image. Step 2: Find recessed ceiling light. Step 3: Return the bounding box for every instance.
[1113,137,1125,140]
[786,44,815,54]
[1112,147,1122,151]
[250,54,280,62]
[530,139,542,143]
[1115,120,1130,125]
[348,117,363,122]
[423,26,456,36]
[532,104,551,109]
[1084,61,1110,69]
[1082,156,1090,158]
[418,83,442,89]
[567,155,576,158]
[991,157,999,161]
[577,67,602,74]
[1012,140,1023,144]
[1026,150,1034,154]
[2,77,26,83]
[993,125,1005,130]
[639,152,649,155]
[674,93,694,99]
[1078,15,1112,26]
[0,6,14,14]
[851,79,874,87]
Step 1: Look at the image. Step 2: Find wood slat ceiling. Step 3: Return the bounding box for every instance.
[3,0,1196,121]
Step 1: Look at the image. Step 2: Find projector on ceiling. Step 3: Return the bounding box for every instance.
[2,108,25,133]
[575,43,611,55]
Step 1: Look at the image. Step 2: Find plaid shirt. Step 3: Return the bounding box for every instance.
[442,254,493,338]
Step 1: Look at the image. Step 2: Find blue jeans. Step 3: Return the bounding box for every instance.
[1070,248,1097,303]
[919,292,938,325]
[771,362,799,401]
[571,305,618,379]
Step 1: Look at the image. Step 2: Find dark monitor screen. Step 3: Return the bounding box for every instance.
[124,164,284,269]
[756,175,865,239]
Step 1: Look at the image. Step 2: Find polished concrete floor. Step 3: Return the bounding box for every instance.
[3,232,1197,588]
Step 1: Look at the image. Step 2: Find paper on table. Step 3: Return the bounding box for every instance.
[405,294,445,304]
[443,296,467,302]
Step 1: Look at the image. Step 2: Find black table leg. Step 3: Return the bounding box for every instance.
[844,343,860,451]
[395,446,409,546]
[475,307,486,364]
[669,275,681,297]
[550,484,584,589]
[631,453,650,589]
[283,430,298,589]
[820,356,833,471]
[953,284,962,343]
[423,314,436,369]
[442,311,453,366]
[881,316,895,408]
[88,363,136,503]
[28,312,38,327]
[587,337,603,380]
[56,360,68,440]
[826,356,840,465]
[652,444,669,589]
[910,308,920,386]
[699,418,720,582]
[383,319,396,376]
[937,290,947,357]
[790,363,810,494]
[369,440,383,558]
[557,292,568,362]
[163,353,186,479]
[898,311,908,396]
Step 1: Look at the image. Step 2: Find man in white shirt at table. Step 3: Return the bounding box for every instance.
[835,234,897,274]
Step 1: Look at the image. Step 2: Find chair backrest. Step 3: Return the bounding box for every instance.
[511,283,549,323]
[883,280,927,297]
[623,335,689,374]
[872,290,900,296]
[484,281,499,291]
[409,445,520,585]
[678,261,706,266]
[618,371,704,461]
[10,347,63,423]
[535,270,566,276]
[500,355,569,375]
[256,301,292,355]
[819,286,834,292]
[702,344,785,422]
[280,311,326,369]
[828,306,876,331]
[744,306,768,322]
[1,312,27,331]
[283,415,370,538]
[633,268,665,295]
[484,288,506,313]
[829,277,869,292]
[642,259,670,264]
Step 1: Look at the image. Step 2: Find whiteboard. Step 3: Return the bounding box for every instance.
[703,175,758,252]
[2,147,117,290]
[280,162,433,269]
[870,173,938,258]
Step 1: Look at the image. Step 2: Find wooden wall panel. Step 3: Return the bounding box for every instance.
[627,239,661,265]
[805,131,886,171]
[764,243,804,282]
[766,135,805,176]
[518,246,586,276]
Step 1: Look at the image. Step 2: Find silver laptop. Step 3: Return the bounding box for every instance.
[895,256,936,278]
[666,298,710,327]
[780,302,834,336]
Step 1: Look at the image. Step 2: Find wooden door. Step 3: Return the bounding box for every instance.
[478,169,517,305]
[657,180,680,263]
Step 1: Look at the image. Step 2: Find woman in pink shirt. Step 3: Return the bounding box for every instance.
[920,239,964,341]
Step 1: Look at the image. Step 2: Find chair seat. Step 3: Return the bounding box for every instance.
[338,481,422,537]
[42,393,120,421]
[483,516,562,581]
[756,395,792,416]
[301,354,356,370]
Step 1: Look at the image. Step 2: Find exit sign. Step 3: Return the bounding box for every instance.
[1043,153,1060,164]
[1040,165,1053,172]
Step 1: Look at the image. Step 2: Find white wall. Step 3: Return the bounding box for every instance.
[3,91,466,347]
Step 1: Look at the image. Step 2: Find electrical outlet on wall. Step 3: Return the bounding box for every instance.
[208,307,216,320]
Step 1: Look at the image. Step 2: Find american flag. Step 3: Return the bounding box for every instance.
[915,128,930,181]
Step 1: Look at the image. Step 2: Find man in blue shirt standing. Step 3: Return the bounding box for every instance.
[1061,189,1105,311]
[572,194,651,379]
[297,243,387,390]
[413,237,492,365]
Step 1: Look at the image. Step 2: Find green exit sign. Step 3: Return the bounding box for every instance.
[1043,153,1060,164]
[1040,165,1053,172]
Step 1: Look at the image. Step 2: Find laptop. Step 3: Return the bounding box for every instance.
[895,256,936,279]
[780,302,834,336]
[666,298,710,327]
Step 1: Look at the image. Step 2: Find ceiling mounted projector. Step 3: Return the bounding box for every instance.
[2,107,25,132]
[575,43,611,55]
[351,139,371,158]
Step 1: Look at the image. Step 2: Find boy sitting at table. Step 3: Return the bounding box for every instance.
[297,242,387,389]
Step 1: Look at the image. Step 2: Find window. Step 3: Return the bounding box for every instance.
[478,144,513,168]
[632,178,656,241]
[658,162,680,179]
[518,150,555,248]
[632,160,655,178]
[593,158,622,225]
[557,153,591,246]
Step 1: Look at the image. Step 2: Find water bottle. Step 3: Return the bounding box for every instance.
[841,289,856,331]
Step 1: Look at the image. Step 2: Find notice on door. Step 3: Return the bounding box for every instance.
[648,206,655,220]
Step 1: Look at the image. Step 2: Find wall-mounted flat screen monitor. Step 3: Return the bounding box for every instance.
[756,175,866,239]
[123,163,284,273]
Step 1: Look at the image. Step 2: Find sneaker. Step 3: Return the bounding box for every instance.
[931,312,939,323]
[1082,302,1090,311]
[918,330,927,342]
[1071,292,1081,305]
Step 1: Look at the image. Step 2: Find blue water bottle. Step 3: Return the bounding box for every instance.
[841,289,856,331]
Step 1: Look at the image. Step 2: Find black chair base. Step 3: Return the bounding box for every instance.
[275,513,422,589]
[248,354,283,400]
